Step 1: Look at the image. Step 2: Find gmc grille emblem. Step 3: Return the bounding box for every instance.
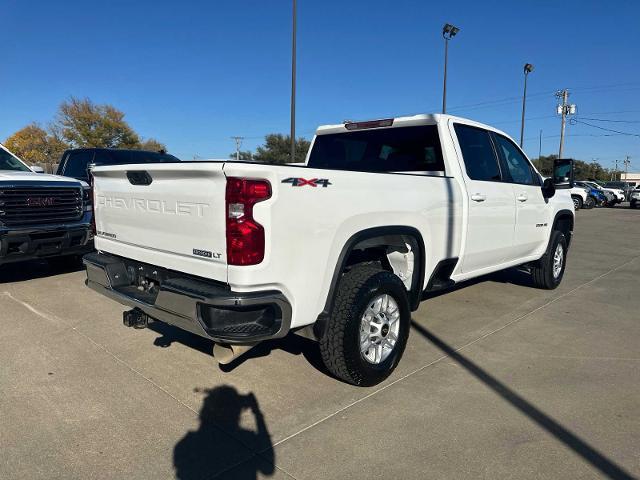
[26,197,57,207]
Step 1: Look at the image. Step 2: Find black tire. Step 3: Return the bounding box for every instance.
[571,195,582,210]
[631,200,637,209]
[584,196,595,209]
[320,265,410,386]
[531,231,568,290]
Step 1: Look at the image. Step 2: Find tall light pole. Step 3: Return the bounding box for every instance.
[520,63,534,148]
[290,0,297,163]
[442,23,460,114]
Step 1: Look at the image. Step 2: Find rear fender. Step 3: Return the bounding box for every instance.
[314,226,425,338]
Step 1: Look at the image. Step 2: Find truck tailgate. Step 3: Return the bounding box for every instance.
[92,163,227,282]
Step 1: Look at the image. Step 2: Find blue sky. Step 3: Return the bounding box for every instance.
[1,0,639,170]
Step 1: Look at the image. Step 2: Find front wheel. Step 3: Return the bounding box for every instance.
[531,231,568,290]
[631,200,637,209]
[320,265,410,386]
[572,195,582,210]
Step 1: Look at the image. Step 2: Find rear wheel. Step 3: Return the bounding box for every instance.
[631,200,637,209]
[584,196,595,209]
[320,265,410,386]
[531,231,567,290]
[571,195,582,210]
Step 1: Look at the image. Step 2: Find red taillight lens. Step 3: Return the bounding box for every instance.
[225,177,271,265]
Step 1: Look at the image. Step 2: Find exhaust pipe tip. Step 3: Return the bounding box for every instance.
[212,342,258,365]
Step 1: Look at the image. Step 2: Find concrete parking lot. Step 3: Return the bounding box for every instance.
[1,206,639,479]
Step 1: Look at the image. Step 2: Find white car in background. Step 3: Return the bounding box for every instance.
[570,185,590,210]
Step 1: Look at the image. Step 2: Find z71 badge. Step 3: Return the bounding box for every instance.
[282,177,331,188]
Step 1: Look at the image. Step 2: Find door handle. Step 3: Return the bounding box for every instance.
[471,193,486,202]
[516,193,528,202]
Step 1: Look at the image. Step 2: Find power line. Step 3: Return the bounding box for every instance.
[571,119,640,137]
[576,117,640,124]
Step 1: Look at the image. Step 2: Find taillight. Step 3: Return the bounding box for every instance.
[225,177,271,265]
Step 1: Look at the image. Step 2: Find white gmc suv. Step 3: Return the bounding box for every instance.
[84,114,575,386]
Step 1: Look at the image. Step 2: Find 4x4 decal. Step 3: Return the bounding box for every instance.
[282,177,332,188]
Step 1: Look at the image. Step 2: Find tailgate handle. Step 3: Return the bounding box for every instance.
[127,171,153,186]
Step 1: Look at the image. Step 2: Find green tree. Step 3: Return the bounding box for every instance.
[55,97,141,148]
[228,150,254,161]
[137,138,167,152]
[228,135,310,164]
[532,154,556,176]
[533,154,614,181]
[4,123,69,172]
[256,134,311,164]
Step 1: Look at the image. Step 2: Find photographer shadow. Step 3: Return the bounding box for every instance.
[173,385,274,479]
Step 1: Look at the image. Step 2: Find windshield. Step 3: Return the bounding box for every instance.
[0,145,31,172]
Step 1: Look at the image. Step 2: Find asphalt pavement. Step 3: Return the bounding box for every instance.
[1,206,639,479]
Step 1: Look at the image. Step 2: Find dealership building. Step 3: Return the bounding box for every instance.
[621,172,640,183]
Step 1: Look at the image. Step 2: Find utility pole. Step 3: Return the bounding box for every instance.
[613,159,619,181]
[556,89,576,158]
[290,0,297,163]
[538,129,542,160]
[231,136,244,162]
[623,155,631,181]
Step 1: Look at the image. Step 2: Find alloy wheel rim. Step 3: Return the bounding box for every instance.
[360,294,400,364]
[553,243,564,279]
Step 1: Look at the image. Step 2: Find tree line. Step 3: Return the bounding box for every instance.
[3,99,620,178]
[3,97,165,172]
[533,155,620,181]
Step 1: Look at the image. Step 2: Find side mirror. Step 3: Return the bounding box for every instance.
[553,158,574,189]
[542,178,556,198]
[31,165,45,174]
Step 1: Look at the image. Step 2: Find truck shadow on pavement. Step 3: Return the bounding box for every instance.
[149,321,329,376]
[0,258,84,284]
[421,266,534,301]
[173,385,275,479]
[409,320,635,480]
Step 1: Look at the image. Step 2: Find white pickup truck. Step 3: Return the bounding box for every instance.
[84,114,575,386]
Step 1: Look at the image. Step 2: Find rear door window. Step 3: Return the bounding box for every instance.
[307,125,445,173]
[454,124,502,181]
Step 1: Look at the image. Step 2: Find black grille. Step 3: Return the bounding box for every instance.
[0,187,83,226]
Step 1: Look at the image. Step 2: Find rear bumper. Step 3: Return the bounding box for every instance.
[0,216,93,265]
[83,251,292,344]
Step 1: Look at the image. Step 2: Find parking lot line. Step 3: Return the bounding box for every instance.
[268,254,640,450]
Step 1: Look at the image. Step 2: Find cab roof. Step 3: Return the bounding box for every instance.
[315,113,511,139]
